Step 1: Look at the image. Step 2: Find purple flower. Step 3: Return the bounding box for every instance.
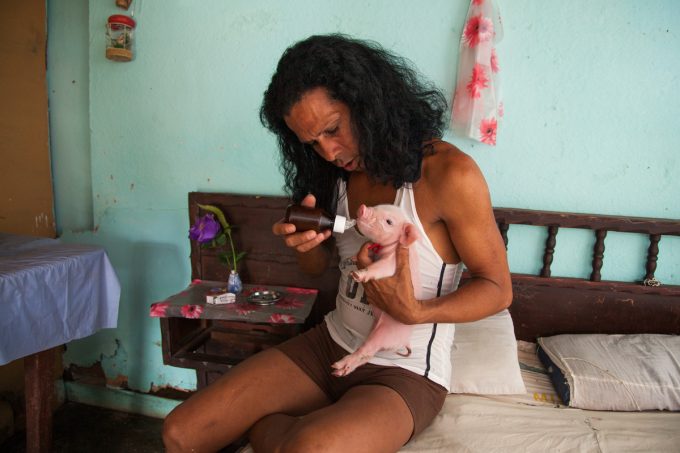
[189,213,221,243]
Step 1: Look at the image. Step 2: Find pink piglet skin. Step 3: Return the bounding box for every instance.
[332,204,421,377]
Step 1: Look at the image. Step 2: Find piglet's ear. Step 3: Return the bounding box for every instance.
[399,223,419,247]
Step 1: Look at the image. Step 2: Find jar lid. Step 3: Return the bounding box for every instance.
[108,14,136,28]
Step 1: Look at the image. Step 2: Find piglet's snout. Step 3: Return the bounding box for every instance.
[356,205,377,237]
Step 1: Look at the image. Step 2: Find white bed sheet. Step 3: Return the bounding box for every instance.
[238,341,680,453]
[401,392,679,453]
[402,341,680,452]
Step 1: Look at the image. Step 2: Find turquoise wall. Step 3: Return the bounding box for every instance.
[48,1,680,395]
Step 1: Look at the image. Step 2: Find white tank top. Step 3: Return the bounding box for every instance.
[325,180,464,390]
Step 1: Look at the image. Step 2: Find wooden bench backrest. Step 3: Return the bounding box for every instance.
[189,192,680,339]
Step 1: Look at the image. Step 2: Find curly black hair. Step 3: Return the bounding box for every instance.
[260,34,447,215]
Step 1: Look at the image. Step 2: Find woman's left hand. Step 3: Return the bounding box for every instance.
[355,243,424,324]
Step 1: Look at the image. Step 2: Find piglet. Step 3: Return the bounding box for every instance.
[331,204,420,377]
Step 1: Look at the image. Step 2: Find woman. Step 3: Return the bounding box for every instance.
[164,34,511,453]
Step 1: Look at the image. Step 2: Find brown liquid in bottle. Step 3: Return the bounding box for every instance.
[284,205,353,234]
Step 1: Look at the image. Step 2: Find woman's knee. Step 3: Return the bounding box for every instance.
[162,405,192,451]
[279,423,342,453]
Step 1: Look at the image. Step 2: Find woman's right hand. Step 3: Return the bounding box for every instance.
[272,194,332,253]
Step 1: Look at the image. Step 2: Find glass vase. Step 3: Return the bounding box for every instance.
[227,270,243,294]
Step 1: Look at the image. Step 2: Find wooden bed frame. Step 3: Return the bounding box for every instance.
[184,192,680,341]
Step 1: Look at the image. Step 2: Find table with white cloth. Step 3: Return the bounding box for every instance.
[0,233,120,452]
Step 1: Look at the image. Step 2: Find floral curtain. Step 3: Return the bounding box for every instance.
[451,0,503,146]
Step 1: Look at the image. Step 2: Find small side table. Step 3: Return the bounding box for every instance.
[151,280,318,389]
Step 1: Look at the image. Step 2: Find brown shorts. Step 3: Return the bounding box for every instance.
[274,321,447,439]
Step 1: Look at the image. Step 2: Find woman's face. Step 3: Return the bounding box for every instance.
[284,87,363,172]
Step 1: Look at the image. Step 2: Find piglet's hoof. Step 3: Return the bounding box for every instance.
[332,352,370,377]
[331,366,350,377]
[351,270,366,282]
[331,360,354,377]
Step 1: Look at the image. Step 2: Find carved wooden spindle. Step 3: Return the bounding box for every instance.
[645,234,661,281]
[540,226,558,278]
[590,229,607,282]
[497,222,509,249]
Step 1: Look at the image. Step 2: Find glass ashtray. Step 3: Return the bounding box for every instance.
[247,290,282,305]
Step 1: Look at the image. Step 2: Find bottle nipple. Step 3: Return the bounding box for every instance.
[329,214,356,233]
[332,215,350,234]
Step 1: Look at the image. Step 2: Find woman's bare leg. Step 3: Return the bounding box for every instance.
[163,348,331,453]
[249,384,414,453]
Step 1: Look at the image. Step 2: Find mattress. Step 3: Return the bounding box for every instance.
[238,341,680,453]
[401,341,680,452]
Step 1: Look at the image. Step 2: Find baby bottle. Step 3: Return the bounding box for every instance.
[284,205,355,234]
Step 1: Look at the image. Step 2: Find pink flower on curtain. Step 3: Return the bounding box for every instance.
[451,0,503,146]
[490,48,500,73]
[463,14,494,48]
[181,304,204,319]
[466,64,489,98]
[479,118,498,145]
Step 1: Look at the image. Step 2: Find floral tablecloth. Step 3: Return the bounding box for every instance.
[150,280,318,324]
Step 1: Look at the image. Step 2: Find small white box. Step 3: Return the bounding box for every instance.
[206,287,236,305]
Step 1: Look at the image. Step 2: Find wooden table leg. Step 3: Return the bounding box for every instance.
[24,348,54,453]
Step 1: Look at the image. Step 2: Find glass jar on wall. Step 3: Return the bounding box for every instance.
[106,15,136,62]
